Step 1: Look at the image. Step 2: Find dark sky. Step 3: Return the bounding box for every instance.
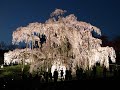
[0,0,120,44]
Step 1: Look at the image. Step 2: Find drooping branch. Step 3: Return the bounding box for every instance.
[6,9,116,75]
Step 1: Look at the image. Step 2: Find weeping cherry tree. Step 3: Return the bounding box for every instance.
[5,9,116,75]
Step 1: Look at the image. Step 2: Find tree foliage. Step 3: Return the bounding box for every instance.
[5,9,116,75]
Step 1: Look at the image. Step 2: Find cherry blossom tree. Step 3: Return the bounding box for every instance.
[5,9,116,76]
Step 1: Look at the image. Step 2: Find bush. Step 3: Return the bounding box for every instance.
[0,65,30,79]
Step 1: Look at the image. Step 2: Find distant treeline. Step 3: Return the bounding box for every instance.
[0,50,9,65]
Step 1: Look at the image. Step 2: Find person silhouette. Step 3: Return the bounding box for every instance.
[76,68,79,80]
[103,66,107,78]
[53,69,58,82]
[49,71,52,82]
[92,65,96,78]
[114,64,118,78]
[68,69,72,80]
[65,69,69,80]
[60,68,64,80]
[79,68,83,79]
[45,71,49,82]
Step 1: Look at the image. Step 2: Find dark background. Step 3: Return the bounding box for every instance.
[0,0,120,44]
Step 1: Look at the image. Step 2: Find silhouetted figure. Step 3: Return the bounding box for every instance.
[34,74,38,80]
[45,72,48,82]
[109,65,112,73]
[76,69,79,80]
[60,68,64,80]
[114,65,118,78]
[22,71,27,81]
[44,72,49,82]
[68,69,72,80]
[76,67,83,80]
[92,65,96,78]
[29,73,33,81]
[103,67,107,78]
[118,68,120,79]
[49,72,52,82]
[65,69,69,80]
[41,74,45,82]
[79,68,83,79]
[53,69,58,82]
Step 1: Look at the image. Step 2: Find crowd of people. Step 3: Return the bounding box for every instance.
[31,68,73,83]
[22,64,120,83]
[0,64,120,89]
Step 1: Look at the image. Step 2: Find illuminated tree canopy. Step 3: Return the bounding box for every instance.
[4,9,116,75]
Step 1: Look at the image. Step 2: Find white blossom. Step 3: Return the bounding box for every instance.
[5,9,116,75]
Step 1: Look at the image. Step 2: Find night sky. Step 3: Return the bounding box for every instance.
[0,0,120,44]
